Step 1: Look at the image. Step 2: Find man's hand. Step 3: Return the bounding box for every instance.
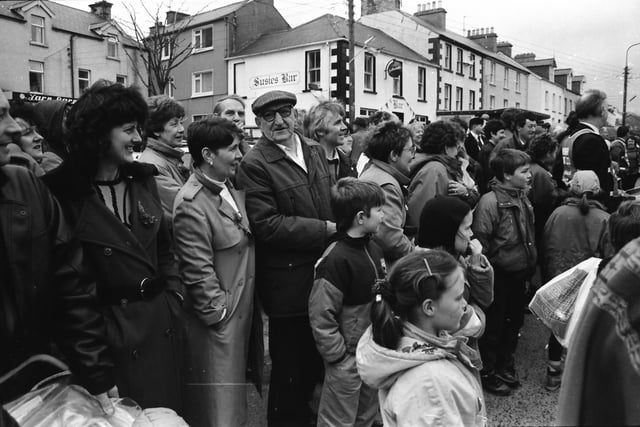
[95,385,119,416]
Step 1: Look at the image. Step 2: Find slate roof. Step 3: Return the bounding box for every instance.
[0,0,139,47]
[165,1,247,31]
[517,57,558,68]
[230,13,434,66]
[555,68,573,75]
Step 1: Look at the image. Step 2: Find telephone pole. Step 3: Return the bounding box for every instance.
[623,42,640,126]
[348,0,355,124]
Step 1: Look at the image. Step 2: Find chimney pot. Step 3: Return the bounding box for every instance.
[89,1,112,20]
[481,28,485,35]
[490,26,494,33]
[438,0,442,8]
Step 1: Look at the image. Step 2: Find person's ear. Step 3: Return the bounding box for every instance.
[356,210,366,225]
[421,299,435,317]
[201,147,215,165]
[388,150,399,164]
[255,117,261,127]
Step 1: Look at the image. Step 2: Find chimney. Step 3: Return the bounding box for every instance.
[149,22,164,36]
[361,0,402,17]
[497,41,513,57]
[414,4,447,30]
[165,10,190,24]
[255,0,274,5]
[514,52,536,63]
[89,1,113,20]
[467,27,498,52]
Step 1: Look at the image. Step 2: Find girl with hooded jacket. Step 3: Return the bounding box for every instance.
[356,250,486,427]
[417,196,494,339]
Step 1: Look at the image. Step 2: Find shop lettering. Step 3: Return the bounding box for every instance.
[250,71,300,89]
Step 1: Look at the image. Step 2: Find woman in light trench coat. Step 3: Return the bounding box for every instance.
[173,117,257,427]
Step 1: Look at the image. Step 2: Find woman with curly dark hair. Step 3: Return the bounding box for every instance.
[359,120,415,265]
[42,80,185,413]
[407,120,479,233]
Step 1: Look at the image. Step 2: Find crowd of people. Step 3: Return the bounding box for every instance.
[1,80,640,427]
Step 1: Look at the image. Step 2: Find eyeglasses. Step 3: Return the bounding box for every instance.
[19,125,39,137]
[403,144,417,155]
[261,106,293,123]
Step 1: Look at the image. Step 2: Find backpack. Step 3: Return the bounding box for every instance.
[560,128,598,185]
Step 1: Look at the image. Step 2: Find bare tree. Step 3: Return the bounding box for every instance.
[119,1,201,96]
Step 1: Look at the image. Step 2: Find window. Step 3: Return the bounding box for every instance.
[164,76,174,98]
[161,41,171,61]
[455,86,463,111]
[456,48,463,74]
[516,102,521,108]
[570,99,573,111]
[417,66,426,101]
[31,15,45,44]
[414,115,429,123]
[469,90,476,110]
[192,26,213,51]
[192,70,213,96]
[515,72,521,92]
[78,69,91,93]
[552,93,556,112]
[392,62,403,96]
[443,84,452,110]
[444,44,452,70]
[305,49,321,90]
[564,98,568,115]
[503,68,509,89]
[116,74,127,85]
[192,114,208,122]
[489,95,495,109]
[469,53,476,79]
[360,107,376,116]
[29,60,44,93]
[364,53,375,92]
[107,36,118,58]
[545,91,549,110]
[504,99,509,108]
[489,62,496,84]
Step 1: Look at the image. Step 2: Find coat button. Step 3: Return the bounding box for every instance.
[132,349,139,359]
[19,210,27,216]
[164,328,173,337]
[104,247,113,256]
[120,298,128,307]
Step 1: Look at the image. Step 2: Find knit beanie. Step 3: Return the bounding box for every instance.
[417,196,471,253]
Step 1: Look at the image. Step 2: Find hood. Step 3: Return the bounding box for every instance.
[416,196,470,251]
[356,322,481,390]
[409,153,462,180]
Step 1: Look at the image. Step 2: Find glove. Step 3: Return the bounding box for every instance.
[95,385,119,416]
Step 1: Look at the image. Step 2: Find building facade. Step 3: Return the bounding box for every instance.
[227,15,437,125]
[0,0,146,102]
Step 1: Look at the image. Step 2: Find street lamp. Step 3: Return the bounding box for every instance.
[623,41,640,126]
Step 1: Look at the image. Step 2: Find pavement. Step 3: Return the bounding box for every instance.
[247,312,559,427]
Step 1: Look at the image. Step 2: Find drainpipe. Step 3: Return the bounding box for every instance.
[69,34,76,98]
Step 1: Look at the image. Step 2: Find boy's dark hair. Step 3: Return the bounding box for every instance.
[490,148,531,181]
[145,95,185,137]
[617,125,630,138]
[9,100,42,127]
[469,117,484,128]
[527,134,558,162]
[419,120,464,154]
[514,111,537,129]
[609,201,640,252]
[187,117,243,167]
[331,177,385,233]
[353,116,369,129]
[65,80,147,177]
[500,108,521,132]
[484,119,505,139]
[365,121,412,162]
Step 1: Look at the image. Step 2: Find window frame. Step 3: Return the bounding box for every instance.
[417,66,426,101]
[503,68,509,89]
[489,95,495,109]
[515,72,521,92]
[116,74,127,86]
[456,48,463,74]
[504,99,509,108]
[192,25,214,53]
[31,15,45,45]
[443,83,452,111]
[78,69,91,93]
[192,69,214,97]
[545,91,549,110]
[392,60,403,96]
[455,86,463,111]
[161,41,172,61]
[489,62,496,85]
[444,43,452,70]
[29,60,44,93]
[363,52,376,92]
[107,36,119,59]
[305,49,321,90]
[359,107,376,117]
[469,53,476,79]
[468,89,476,110]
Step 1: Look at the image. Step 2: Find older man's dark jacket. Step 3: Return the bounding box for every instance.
[236,132,334,317]
[0,165,114,403]
[571,123,613,194]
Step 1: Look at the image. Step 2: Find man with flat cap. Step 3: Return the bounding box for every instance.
[236,90,336,426]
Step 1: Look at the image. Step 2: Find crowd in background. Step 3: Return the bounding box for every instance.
[2,80,640,427]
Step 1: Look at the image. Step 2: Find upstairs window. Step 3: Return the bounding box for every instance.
[417,66,426,101]
[192,70,213,96]
[515,72,521,92]
[161,41,172,60]
[469,53,476,78]
[78,69,91,93]
[107,36,118,58]
[392,61,403,96]
[29,60,44,93]
[306,49,321,90]
[443,84,451,110]
[364,53,375,92]
[444,43,452,70]
[489,62,496,84]
[456,48,463,74]
[468,90,476,110]
[455,86,463,110]
[192,26,213,52]
[31,15,45,44]
[503,68,509,89]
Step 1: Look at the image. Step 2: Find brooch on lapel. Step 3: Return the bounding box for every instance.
[138,201,158,227]
[233,211,253,239]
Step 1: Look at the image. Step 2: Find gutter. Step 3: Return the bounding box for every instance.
[69,34,75,98]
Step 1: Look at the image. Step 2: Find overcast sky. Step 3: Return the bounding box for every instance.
[58,0,640,114]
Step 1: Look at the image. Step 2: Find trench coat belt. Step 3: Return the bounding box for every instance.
[98,277,166,304]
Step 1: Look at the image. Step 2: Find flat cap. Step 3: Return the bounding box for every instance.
[252,90,297,115]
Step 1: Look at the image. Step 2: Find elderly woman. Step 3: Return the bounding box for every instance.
[138,95,188,219]
[407,120,479,231]
[173,117,256,427]
[7,100,45,176]
[42,81,185,413]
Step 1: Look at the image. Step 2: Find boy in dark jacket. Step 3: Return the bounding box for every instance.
[309,177,386,427]
[472,148,536,396]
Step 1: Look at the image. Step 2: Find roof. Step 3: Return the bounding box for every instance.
[165,1,247,31]
[231,13,433,66]
[0,0,138,47]
[437,108,550,121]
[365,10,531,74]
[555,68,573,75]
[517,57,557,68]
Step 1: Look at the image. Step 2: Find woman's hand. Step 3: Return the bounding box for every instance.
[447,180,468,197]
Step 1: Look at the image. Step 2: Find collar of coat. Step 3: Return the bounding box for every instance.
[493,182,528,207]
[145,137,185,160]
[43,160,158,201]
[255,132,322,164]
[369,158,410,186]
